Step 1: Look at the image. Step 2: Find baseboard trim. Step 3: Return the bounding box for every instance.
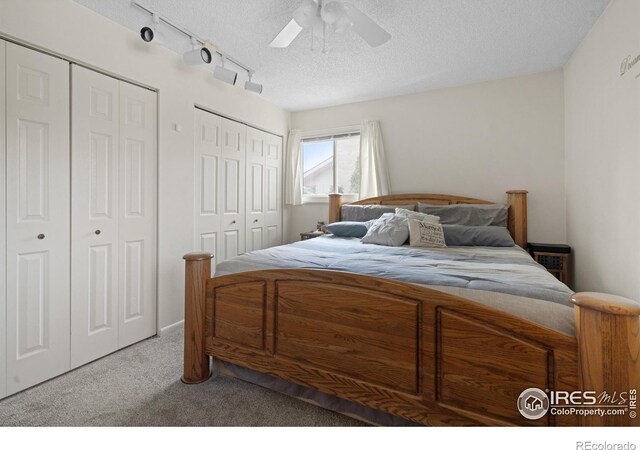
[158,320,183,336]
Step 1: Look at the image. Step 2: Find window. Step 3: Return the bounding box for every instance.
[302,132,360,200]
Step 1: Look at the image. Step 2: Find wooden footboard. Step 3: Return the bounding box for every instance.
[182,254,640,426]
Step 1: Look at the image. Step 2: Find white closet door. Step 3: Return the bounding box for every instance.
[220,118,246,261]
[0,40,6,399]
[194,109,222,274]
[245,127,266,252]
[5,43,70,395]
[264,133,283,248]
[118,81,157,349]
[70,65,120,368]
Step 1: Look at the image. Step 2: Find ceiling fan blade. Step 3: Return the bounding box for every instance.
[269,19,303,48]
[342,2,391,47]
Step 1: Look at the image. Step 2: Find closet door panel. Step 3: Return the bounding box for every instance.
[245,127,265,252]
[249,227,263,252]
[70,65,120,368]
[220,118,245,260]
[194,109,222,273]
[0,40,6,399]
[118,81,157,349]
[5,43,70,394]
[264,134,283,247]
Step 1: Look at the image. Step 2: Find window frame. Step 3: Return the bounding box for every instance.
[300,127,361,204]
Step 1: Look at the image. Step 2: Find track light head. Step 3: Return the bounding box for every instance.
[244,73,263,95]
[244,80,263,95]
[213,58,238,86]
[140,27,153,42]
[140,14,164,44]
[183,39,212,65]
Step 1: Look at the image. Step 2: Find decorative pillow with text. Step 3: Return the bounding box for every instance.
[408,218,447,248]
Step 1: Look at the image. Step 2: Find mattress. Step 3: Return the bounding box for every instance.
[215,235,575,336]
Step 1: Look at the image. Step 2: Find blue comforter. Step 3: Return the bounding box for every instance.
[215,236,574,307]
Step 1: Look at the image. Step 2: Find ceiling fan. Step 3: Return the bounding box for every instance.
[269,0,391,49]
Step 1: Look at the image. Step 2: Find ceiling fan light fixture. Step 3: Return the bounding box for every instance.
[333,14,352,33]
[270,0,391,49]
[293,0,319,28]
[320,1,346,24]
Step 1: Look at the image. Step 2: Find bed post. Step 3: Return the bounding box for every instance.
[328,193,343,223]
[571,293,640,425]
[182,252,213,384]
[506,190,528,248]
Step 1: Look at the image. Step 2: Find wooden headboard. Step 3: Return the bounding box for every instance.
[328,190,528,248]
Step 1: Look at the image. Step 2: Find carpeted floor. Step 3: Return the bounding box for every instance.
[0,326,364,426]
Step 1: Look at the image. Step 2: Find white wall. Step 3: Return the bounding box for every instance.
[564,0,640,298]
[0,0,290,330]
[290,71,566,244]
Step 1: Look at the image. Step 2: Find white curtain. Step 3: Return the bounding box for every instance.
[284,129,303,205]
[359,120,391,198]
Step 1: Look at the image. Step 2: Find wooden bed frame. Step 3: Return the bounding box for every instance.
[182,191,639,426]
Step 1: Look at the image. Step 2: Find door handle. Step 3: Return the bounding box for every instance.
[231,220,236,225]
[253,219,259,223]
[37,233,45,240]
[95,230,101,235]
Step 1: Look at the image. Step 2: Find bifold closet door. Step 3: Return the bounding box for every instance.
[194,110,246,272]
[194,109,222,274]
[246,127,283,252]
[0,40,6,399]
[263,133,283,248]
[70,66,120,367]
[117,80,157,349]
[71,65,157,367]
[245,127,266,252]
[5,42,71,395]
[219,118,246,261]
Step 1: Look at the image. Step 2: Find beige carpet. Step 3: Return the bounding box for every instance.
[0,326,364,426]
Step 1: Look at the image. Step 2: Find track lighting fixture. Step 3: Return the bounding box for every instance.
[183,38,213,66]
[140,14,164,44]
[132,1,260,92]
[244,72,263,95]
[213,56,238,86]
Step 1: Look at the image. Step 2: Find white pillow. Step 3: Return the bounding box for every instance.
[408,218,447,248]
[361,213,409,246]
[395,208,440,224]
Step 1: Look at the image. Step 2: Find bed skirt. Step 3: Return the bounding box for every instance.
[213,359,419,426]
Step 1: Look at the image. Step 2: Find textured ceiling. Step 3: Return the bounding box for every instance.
[72,0,610,111]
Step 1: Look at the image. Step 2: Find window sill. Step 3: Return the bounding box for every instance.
[302,194,359,205]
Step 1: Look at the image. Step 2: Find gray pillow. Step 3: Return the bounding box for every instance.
[325,221,370,238]
[361,213,409,246]
[395,207,440,224]
[341,204,415,222]
[443,225,515,247]
[417,203,508,227]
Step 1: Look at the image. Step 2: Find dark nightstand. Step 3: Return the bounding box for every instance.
[528,243,571,287]
[300,230,325,241]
